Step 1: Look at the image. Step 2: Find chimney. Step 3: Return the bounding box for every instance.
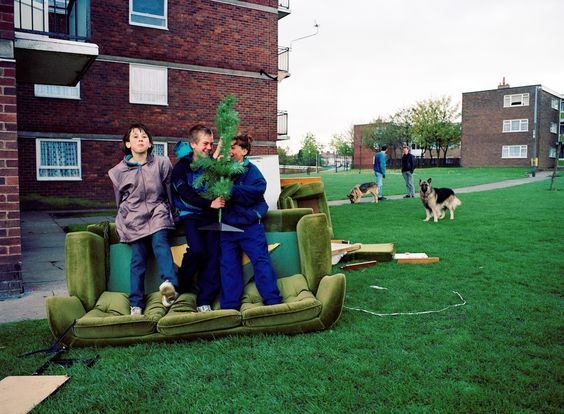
[498,76,510,89]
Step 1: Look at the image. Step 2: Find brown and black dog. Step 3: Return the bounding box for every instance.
[347,182,379,203]
[419,178,461,222]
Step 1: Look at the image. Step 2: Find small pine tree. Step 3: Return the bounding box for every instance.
[192,95,246,201]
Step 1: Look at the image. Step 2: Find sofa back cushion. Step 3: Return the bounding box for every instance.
[101,209,313,293]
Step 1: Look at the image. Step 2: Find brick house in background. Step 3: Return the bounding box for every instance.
[352,123,461,170]
[0,0,290,298]
[461,83,563,169]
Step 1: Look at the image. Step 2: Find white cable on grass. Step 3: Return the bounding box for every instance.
[345,291,466,317]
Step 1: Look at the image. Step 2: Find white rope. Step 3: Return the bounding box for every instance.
[344,290,466,317]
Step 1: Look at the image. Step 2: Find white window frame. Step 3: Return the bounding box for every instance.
[36,138,82,181]
[152,142,168,157]
[129,0,167,30]
[551,98,559,110]
[502,119,528,133]
[550,122,557,134]
[34,82,80,100]
[503,93,529,107]
[129,64,168,106]
[501,145,527,159]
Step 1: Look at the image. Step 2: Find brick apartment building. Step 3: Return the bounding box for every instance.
[461,83,563,169]
[0,0,291,298]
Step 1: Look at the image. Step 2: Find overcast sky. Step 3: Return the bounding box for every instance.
[277,0,564,153]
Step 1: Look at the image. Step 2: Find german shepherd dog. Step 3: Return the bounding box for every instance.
[347,182,379,203]
[419,178,461,222]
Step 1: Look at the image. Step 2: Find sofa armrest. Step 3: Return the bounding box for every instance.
[315,273,346,328]
[66,231,106,311]
[296,213,332,293]
[45,296,86,346]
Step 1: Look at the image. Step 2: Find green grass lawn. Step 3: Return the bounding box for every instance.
[284,167,533,201]
[1,177,562,413]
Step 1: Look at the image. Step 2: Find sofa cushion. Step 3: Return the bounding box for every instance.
[241,274,322,328]
[157,293,241,336]
[73,292,165,339]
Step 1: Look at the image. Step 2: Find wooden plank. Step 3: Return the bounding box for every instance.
[340,260,378,270]
[280,177,321,187]
[331,243,362,255]
[397,257,440,264]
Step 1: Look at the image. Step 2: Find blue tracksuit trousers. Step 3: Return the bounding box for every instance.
[220,222,282,310]
[179,216,220,307]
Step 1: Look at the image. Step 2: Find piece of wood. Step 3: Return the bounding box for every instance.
[280,177,321,187]
[340,260,378,270]
[393,252,428,260]
[0,375,69,414]
[331,242,362,255]
[396,257,440,264]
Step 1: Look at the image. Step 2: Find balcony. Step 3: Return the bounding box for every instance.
[278,110,289,140]
[14,0,98,86]
[278,46,290,81]
[278,0,290,19]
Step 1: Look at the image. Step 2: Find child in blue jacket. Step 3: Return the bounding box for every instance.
[219,134,282,310]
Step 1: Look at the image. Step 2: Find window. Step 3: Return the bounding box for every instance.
[152,142,168,156]
[502,145,527,159]
[502,119,528,133]
[129,64,167,105]
[36,139,81,180]
[34,83,80,99]
[550,122,557,134]
[552,98,559,110]
[130,0,167,29]
[503,93,529,107]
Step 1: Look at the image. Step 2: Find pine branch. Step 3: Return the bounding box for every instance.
[190,95,244,201]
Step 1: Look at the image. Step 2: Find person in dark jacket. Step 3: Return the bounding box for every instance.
[401,144,416,198]
[171,125,224,312]
[219,134,282,310]
[108,123,179,315]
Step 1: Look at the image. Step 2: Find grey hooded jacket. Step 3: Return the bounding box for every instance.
[108,154,175,243]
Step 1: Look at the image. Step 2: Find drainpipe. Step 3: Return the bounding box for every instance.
[531,86,540,177]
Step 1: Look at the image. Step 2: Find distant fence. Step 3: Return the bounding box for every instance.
[388,158,461,169]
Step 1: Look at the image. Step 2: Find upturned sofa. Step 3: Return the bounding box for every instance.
[45,209,346,347]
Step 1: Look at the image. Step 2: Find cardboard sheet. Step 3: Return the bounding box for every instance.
[0,375,69,414]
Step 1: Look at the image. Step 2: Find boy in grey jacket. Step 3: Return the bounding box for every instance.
[108,123,179,315]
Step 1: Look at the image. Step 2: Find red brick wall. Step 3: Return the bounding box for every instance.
[91,1,277,74]
[352,124,376,170]
[0,0,23,297]
[16,0,279,204]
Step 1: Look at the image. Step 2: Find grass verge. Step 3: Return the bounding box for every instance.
[1,178,562,413]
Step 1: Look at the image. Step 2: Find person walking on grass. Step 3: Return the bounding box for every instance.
[108,123,179,316]
[373,145,387,200]
[401,144,416,198]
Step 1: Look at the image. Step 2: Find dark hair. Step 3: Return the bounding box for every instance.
[122,123,153,155]
[188,124,213,145]
[232,134,253,156]
[381,145,388,151]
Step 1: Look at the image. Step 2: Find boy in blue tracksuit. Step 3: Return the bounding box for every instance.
[219,134,282,310]
[171,124,225,312]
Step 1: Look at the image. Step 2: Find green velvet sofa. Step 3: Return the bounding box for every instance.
[45,209,346,347]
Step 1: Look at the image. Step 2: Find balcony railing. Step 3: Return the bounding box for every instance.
[278,0,290,19]
[14,0,91,41]
[278,111,288,137]
[278,47,289,73]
